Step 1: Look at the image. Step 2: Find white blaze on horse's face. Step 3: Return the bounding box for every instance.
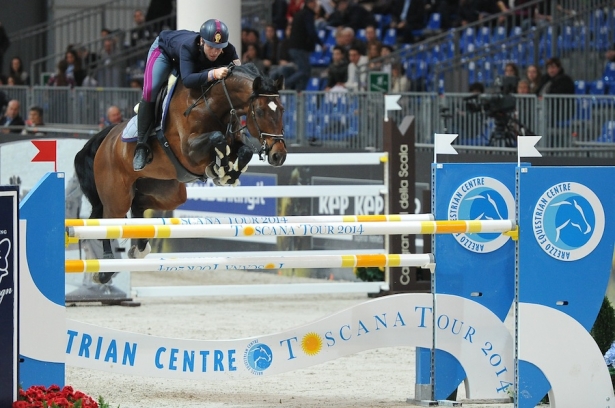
[268,101,277,112]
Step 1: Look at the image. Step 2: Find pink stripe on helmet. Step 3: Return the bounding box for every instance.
[215,20,221,33]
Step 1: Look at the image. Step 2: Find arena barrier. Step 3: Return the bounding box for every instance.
[9,161,615,407]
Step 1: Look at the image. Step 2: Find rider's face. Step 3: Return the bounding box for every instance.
[203,43,223,61]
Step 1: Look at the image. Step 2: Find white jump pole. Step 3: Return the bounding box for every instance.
[66,220,516,240]
[66,253,434,274]
[65,213,434,227]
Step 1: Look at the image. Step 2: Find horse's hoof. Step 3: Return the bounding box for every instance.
[128,242,151,259]
[93,272,116,284]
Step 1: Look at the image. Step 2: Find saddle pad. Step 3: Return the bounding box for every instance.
[121,75,178,143]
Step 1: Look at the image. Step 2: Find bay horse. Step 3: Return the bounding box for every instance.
[74,63,286,283]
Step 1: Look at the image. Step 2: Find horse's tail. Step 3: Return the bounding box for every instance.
[74,125,115,219]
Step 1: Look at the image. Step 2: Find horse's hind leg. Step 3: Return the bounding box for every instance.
[129,179,187,258]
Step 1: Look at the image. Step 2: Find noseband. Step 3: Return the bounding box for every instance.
[188,71,285,161]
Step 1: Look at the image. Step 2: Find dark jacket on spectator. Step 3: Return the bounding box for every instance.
[288,4,322,52]
[271,0,289,30]
[536,70,575,95]
[0,114,25,128]
[327,3,376,31]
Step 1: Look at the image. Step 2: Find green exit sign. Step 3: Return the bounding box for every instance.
[369,72,390,92]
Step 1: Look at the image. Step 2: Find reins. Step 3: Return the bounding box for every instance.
[183,63,285,161]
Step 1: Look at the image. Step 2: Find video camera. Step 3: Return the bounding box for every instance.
[463,76,518,118]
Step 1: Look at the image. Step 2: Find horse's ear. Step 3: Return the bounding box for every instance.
[274,75,285,91]
[252,76,263,93]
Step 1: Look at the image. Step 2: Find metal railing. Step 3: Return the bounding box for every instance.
[1,86,614,157]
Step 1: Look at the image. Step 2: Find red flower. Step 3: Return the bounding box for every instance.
[13,385,99,408]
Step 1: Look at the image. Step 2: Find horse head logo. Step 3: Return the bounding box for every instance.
[550,198,592,243]
[0,238,11,284]
[466,192,505,221]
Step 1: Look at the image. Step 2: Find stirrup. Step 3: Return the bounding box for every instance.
[133,143,153,171]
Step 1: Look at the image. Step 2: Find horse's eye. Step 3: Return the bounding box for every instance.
[256,108,265,118]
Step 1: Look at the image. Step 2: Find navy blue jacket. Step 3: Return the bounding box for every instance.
[158,30,239,89]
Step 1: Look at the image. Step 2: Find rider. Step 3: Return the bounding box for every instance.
[133,18,242,171]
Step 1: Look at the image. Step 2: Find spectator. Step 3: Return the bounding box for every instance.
[516,78,530,94]
[65,49,86,86]
[261,25,280,74]
[272,0,289,31]
[325,45,349,90]
[335,26,366,55]
[268,25,297,82]
[380,44,394,74]
[286,0,324,90]
[130,78,143,90]
[366,42,382,70]
[363,25,382,49]
[536,57,574,96]
[97,35,124,87]
[0,100,25,134]
[78,45,98,75]
[502,62,519,93]
[242,43,266,73]
[525,64,541,94]
[100,105,124,129]
[391,0,427,44]
[605,45,615,63]
[287,0,305,23]
[0,23,9,79]
[242,29,261,57]
[327,0,376,31]
[345,45,368,91]
[390,62,409,92]
[0,76,8,112]
[128,9,153,48]
[536,57,575,131]
[21,106,45,136]
[9,57,29,85]
[48,60,76,88]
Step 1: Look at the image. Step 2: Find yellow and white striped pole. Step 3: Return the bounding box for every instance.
[66,220,516,240]
[65,253,435,274]
[65,213,435,227]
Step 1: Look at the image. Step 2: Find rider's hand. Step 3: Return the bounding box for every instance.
[213,67,229,80]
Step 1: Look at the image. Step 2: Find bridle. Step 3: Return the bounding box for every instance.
[184,65,285,161]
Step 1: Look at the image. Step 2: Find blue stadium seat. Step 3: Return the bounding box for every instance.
[280,94,297,141]
[373,13,392,30]
[573,26,588,50]
[356,28,367,42]
[574,80,587,95]
[589,80,606,95]
[382,28,397,46]
[459,27,476,53]
[475,26,491,48]
[305,77,324,91]
[492,26,507,43]
[324,29,337,47]
[558,26,574,51]
[597,121,615,143]
[309,45,331,67]
[604,62,615,84]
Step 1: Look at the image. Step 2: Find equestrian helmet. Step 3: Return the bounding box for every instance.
[200,19,229,49]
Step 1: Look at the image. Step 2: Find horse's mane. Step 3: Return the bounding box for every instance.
[231,63,279,94]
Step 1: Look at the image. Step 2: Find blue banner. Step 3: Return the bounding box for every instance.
[178,173,277,216]
[0,186,18,407]
[517,166,615,408]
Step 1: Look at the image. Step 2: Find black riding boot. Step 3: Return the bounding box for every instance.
[133,100,156,171]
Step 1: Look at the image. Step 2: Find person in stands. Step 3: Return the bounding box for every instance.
[133,18,241,171]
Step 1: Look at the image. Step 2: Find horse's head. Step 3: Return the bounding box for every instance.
[224,63,286,166]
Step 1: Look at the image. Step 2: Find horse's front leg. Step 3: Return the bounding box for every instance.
[93,239,118,284]
[225,144,253,186]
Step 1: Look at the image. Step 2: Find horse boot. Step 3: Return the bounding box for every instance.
[133,100,156,171]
